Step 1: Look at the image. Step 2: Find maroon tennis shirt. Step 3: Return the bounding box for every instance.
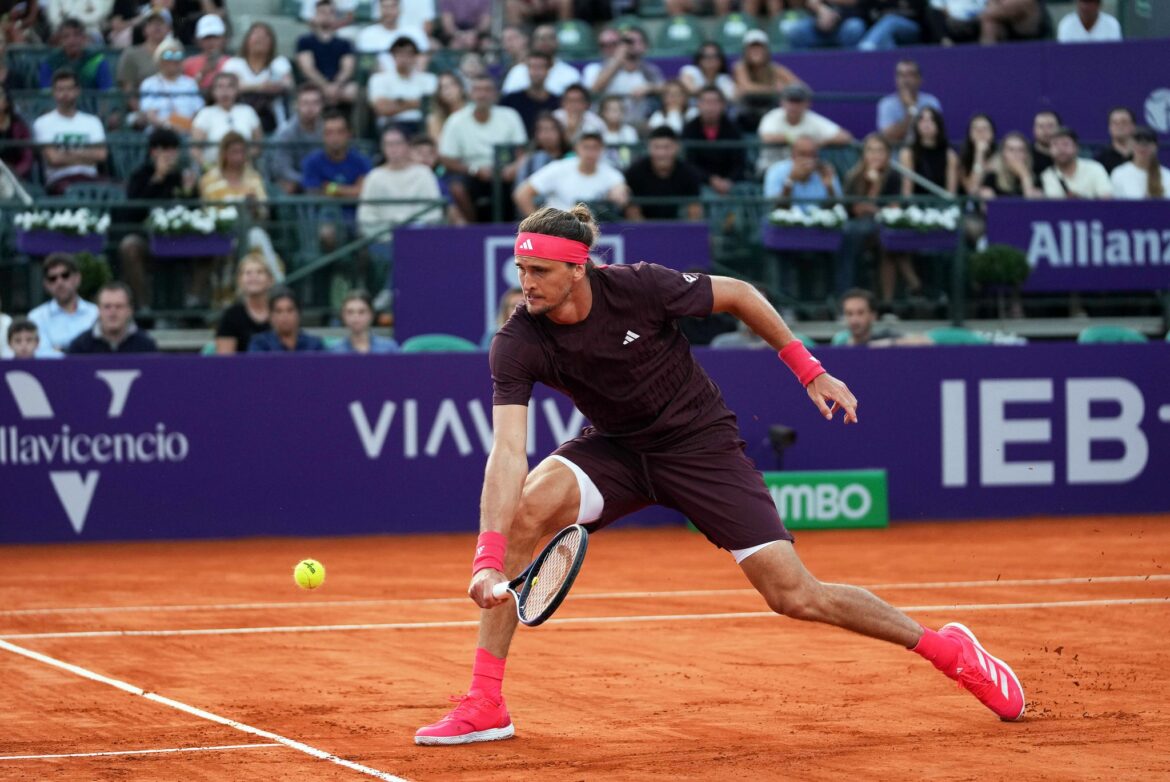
[490,263,739,452]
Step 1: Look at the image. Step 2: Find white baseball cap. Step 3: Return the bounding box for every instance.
[195,14,226,39]
[743,29,769,47]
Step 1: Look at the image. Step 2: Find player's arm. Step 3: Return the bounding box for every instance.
[709,275,857,423]
[469,403,529,607]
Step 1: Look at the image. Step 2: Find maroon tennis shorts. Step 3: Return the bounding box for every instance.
[551,426,794,551]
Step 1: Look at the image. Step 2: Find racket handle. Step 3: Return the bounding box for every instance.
[491,581,509,599]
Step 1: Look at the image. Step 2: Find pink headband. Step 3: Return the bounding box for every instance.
[514,232,590,265]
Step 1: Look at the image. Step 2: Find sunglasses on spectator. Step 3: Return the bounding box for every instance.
[160,50,184,61]
[45,271,74,282]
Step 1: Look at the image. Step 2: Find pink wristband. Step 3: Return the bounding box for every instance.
[778,340,827,387]
[472,530,507,575]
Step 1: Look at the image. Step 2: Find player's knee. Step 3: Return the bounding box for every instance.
[764,584,823,621]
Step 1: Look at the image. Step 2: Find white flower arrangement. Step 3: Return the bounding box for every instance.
[147,205,240,236]
[769,204,849,230]
[876,205,961,233]
[14,208,111,236]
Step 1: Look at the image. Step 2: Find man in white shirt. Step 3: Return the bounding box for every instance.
[368,34,437,136]
[439,75,528,222]
[357,0,429,55]
[582,26,663,125]
[140,40,205,135]
[1040,126,1113,199]
[358,126,443,237]
[514,131,629,215]
[757,84,852,174]
[1056,0,1121,42]
[33,70,108,195]
[501,24,582,97]
[190,72,264,168]
[27,254,98,356]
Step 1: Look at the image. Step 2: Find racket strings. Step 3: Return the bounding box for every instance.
[522,528,584,618]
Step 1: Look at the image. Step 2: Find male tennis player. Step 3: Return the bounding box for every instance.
[415,205,1025,745]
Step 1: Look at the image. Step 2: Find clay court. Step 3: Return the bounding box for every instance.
[3,514,1168,781]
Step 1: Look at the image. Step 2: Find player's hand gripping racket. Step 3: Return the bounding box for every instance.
[490,524,589,627]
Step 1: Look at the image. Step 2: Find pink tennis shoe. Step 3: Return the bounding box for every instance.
[940,622,1026,721]
[414,693,515,746]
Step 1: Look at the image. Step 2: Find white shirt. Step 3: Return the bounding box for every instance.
[552,108,606,140]
[192,104,263,166]
[357,164,443,235]
[139,73,205,127]
[1057,12,1122,42]
[929,0,985,22]
[500,60,583,97]
[356,23,429,54]
[222,56,293,87]
[394,0,435,29]
[0,313,12,359]
[1040,159,1114,199]
[525,157,626,211]
[367,68,437,122]
[678,65,736,102]
[1110,161,1170,199]
[27,297,98,356]
[438,104,527,169]
[32,109,106,186]
[756,108,844,172]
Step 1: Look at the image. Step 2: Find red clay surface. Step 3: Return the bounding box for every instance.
[2,514,1168,781]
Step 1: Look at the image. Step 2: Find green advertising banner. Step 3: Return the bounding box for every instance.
[760,470,889,530]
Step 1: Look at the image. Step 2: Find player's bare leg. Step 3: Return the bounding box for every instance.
[739,540,1025,720]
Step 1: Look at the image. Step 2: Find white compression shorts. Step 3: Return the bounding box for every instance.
[550,455,606,525]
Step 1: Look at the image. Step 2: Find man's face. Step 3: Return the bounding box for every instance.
[783,98,807,125]
[159,54,183,77]
[143,17,168,43]
[392,45,417,72]
[199,33,224,55]
[648,137,678,169]
[213,76,237,105]
[791,139,819,174]
[150,145,179,171]
[697,91,723,123]
[380,0,398,25]
[843,297,875,341]
[515,257,579,317]
[314,3,334,29]
[470,79,496,109]
[271,298,299,335]
[9,330,37,358]
[576,137,602,167]
[1077,0,1100,22]
[43,264,80,305]
[561,89,587,114]
[624,32,646,59]
[61,26,85,58]
[323,119,349,154]
[1050,135,1078,166]
[532,25,558,56]
[527,56,550,89]
[411,142,436,168]
[297,90,323,124]
[1033,113,1059,144]
[98,289,133,336]
[895,63,920,93]
[52,78,79,111]
[1108,110,1134,143]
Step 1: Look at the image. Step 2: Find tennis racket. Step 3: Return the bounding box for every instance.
[490,524,589,627]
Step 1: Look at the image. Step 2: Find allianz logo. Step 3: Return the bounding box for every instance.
[769,483,874,522]
[1028,221,1170,267]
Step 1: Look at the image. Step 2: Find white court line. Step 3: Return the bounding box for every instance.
[2,597,1166,640]
[0,640,410,782]
[3,574,1167,617]
[0,743,280,761]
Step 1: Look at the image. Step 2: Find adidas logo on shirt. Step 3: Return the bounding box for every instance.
[622,330,640,345]
[683,273,698,283]
[518,239,534,251]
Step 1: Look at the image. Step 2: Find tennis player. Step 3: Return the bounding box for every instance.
[415,204,1025,745]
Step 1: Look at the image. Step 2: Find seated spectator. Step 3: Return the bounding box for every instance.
[331,289,398,353]
[876,59,941,146]
[268,83,325,194]
[173,0,229,48]
[297,0,358,107]
[787,0,867,49]
[679,41,736,103]
[959,113,996,195]
[648,79,698,136]
[758,84,851,174]
[33,70,108,195]
[839,132,901,295]
[1094,107,1134,173]
[357,0,428,55]
[199,132,271,304]
[733,30,801,133]
[119,129,199,309]
[425,71,466,141]
[357,125,443,238]
[501,23,581,96]
[764,134,842,207]
[928,0,984,44]
[38,18,113,90]
[67,282,158,354]
[1030,108,1060,176]
[501,52,561,136]
[439,0,491,52]
[838,288,916,345]
[248,287,325,352]
[302,110,372,252]
[438,75,527,222]
[7,318,40,359]
[858,0,928,50]
[499,24,530,70]
[481,286,524,348]
[108,0,158,49]
[0,83,33,179]
[28,254,98,356]
[115,9,172,124]
[191,72,263,169]
[223,22,293,133]
[624,126,705,221]
[411,133,465,225]
[898,106,959,196]
[598,94,638,169]
[978,131,1040,198]
[215,252,274,354]
[512,113,569,188]
[582,26,663,127]
[553,83,604,143]
[1039,126,1112,199]
[682,86,746,193]
[979,0,1050,44]
[183,14,230,94]
[1056,0,1120,42]
[369,34,437,137]
[1110,127,1168,200]
[139,40,205,134]
[299,0,358,30]
[514,131,628,215]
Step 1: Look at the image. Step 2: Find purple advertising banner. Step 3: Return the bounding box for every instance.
[986,200,1170,292]
[392,222,711,343]
[2,344,1168,544]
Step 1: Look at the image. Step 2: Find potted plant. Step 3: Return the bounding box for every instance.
[14,208,110,255]
[764,204,848,251]
[876,205,960,252]
[147,205,240,257]
[970,243,1030,319]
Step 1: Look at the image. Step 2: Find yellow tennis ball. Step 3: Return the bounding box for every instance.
[294,559,326,590]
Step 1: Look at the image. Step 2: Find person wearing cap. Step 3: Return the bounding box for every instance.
[500,23,582,97]
[514,131,627,217]
[786,0,867,49]
[115,10,172,103]
[1057,0,1121,42]
[623,126,706,222]
[1039,126,1112,200]
[368,33,438,137]
[732,29,801,134]
[38,17,114,90]
[757,83,852,174]
[183,14,230,93]
[139,39,205,134]
[1110,127,1168,200]
[357,0,428,55]
[876,59,941,146]
[296,0,359,107]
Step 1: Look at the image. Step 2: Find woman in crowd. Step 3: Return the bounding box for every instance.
[248,286,325,352]
[552,84,604,143]
[214,251,275,354]
[1111,126,1169,200]
[331,289,398,354]
[732,30,800,132]
[514,112,569,186]
[648,79,698,136]
[839,133,903,298]
[425,71,466,143]
[0,83,32,179]
[899,106,959,197]
[679,41,735,102]
[978,131,1040,199]
[599,95,638,170]
[959,113,997,196]
[223,22,293,133]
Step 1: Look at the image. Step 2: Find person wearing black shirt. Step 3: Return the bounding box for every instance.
[681,86,745,192]
[1030,109,1060,177]
[499,52,560,137]
[1093,106,1134,174]
[624,126,706,221]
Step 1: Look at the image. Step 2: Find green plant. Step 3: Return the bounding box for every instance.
[970,244,1030,287]
[76,252,113,301]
